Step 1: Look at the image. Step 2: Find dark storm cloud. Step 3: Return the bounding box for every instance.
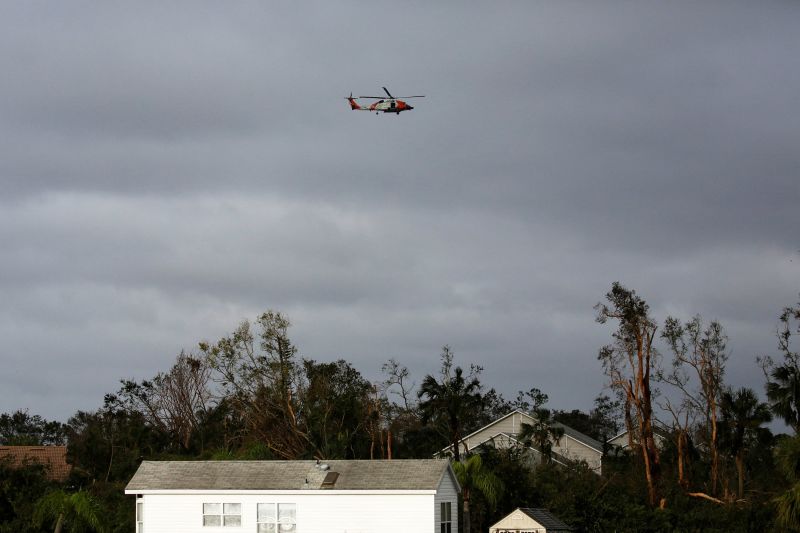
[0,1,797,420]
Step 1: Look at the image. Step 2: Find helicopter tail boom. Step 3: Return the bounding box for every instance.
[346,93,364,110]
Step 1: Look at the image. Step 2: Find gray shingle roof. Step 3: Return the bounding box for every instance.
[519,508,575,531]
[550,423,603,452]
[126,459,455,492]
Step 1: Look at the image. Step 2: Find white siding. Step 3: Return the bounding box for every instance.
[454,411,603,473]
[489,509,545,533]
[138,492,434,533]
[434,471,459,533]
[553,436,602,472]
[463,412,530,451]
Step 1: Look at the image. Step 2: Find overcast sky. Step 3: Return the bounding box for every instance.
[1,1,798,424]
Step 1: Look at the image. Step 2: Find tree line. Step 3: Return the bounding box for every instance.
[1,284,799,532]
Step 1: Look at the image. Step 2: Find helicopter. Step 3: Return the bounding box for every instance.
[346,87,424,115]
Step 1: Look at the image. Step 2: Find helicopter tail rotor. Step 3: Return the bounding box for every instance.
[345,92,361,110]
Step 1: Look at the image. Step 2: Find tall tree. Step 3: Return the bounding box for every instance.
[418,346,484,461]
[775,434,800,530]
[661,315,728,494]
[202,311,310,459]
[451,454,503,533]
[719,387,772,499]
[381,358,422,459]
[595,282,661,506]
[762,299,800,433]
[302,359,375,458]
[106,351,212,452]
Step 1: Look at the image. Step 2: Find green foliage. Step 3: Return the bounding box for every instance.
[0,410,65,446]
[34,489,106,533]
[452,454,504,533]
[302,359,375,459]
[775,435,800,531]
[0,460,59,533]
[453,454,503,509]
[763,299,800,432]
[66,408,167,484]
[718,387,772,498]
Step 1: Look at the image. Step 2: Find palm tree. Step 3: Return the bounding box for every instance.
[34,489,106,533]
[517,407,564,464]
[764,301,800,433]
[775,435,800,530]
[451,454,503,533]
[766,362,800,433]
[418,348,483,461]
[719,387,772,499]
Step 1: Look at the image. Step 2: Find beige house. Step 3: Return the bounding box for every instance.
[489,507,574,532]
[607,426,668,451]
[438,410,604,472]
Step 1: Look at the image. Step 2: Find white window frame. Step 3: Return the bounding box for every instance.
[203,502,242,527]
[440,501,452,533]
[257,502,296,533]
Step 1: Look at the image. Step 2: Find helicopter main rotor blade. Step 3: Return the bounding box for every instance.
[394,95,425,98]
[382,87,394,98]
[358,96,385,99]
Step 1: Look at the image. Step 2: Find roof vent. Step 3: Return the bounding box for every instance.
[321,471,339,489]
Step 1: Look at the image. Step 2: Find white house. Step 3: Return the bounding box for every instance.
[438,410,604,473]
[489,507,575,533]
[125,459,460,533]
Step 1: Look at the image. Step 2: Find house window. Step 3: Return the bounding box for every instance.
[440,502,452,533]
[136,500,143,533]
[257,503,296,533]
[203,503,242,527]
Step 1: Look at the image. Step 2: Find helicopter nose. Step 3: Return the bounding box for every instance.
[407,105,414,110]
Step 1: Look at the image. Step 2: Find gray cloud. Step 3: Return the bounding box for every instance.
[0,1,797,422]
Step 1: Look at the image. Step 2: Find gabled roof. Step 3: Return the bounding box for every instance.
[0,446,70,481]
[518,508,575,531]
[459,409,532,444]
[490,507,575,532]
[607,424,670,447]
[551,423,603,453]
[441,409,603,455]
[126,459,459,492]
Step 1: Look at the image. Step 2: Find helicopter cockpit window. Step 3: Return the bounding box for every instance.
[390,101,396,109]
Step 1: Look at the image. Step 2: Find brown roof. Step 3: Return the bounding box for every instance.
[0,446,71,481]
[126,459,457,492]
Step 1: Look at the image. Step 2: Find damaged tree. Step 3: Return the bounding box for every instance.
[596,282,661,506]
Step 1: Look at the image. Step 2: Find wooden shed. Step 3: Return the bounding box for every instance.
[489,507,574,533]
